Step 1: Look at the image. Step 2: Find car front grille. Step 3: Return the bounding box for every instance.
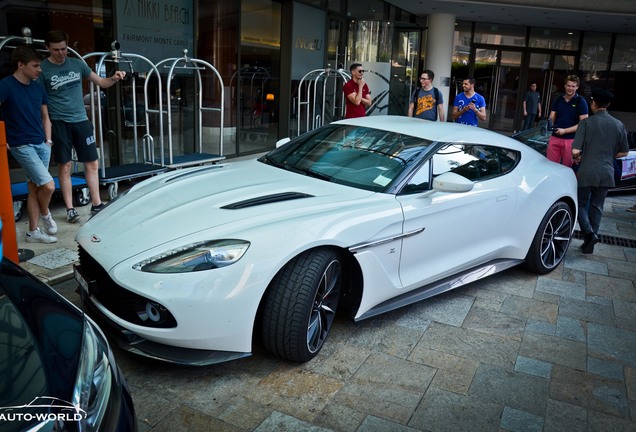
[78,246,177,328]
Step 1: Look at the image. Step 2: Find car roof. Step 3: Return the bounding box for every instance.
[334,115,527,151]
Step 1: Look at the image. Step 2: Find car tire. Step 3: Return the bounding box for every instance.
[525,201,573,274]
[261,248,342,363]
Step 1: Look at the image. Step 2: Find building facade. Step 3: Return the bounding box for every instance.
[1,0,635,165]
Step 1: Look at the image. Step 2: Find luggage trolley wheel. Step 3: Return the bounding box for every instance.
[74,187,91,207]
[13,200,24,222]
[107,182,118,200]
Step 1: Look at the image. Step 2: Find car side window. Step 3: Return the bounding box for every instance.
[432,144,519,182]
[401,160,431,194]
[400,143,520,195]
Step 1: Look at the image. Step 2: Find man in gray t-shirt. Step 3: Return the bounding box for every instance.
[39,30,126,223]
[408,70,445,122]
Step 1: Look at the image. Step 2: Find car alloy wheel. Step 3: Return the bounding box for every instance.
[261,248,342,362]
[525,201,573,274]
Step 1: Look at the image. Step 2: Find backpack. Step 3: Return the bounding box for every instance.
[415,87,440,121]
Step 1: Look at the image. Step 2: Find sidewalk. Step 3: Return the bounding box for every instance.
[14,198,92,284]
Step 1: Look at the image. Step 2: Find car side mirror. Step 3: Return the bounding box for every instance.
[276,137,291,148]
[419,172,474,197]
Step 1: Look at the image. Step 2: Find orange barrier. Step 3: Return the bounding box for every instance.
[0,121,19,263]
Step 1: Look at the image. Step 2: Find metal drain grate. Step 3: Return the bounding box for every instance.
[573,230,636,248]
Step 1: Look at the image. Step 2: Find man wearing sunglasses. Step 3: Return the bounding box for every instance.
[343,63,372,119]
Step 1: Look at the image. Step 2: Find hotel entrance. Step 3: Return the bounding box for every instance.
[456,42,579,135]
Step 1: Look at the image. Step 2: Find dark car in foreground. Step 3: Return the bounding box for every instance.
[513,123,636,192]
[0,254,137,431]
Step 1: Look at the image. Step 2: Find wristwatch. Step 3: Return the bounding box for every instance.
[45,139,53,145]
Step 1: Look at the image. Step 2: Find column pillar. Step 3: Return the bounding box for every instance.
[425,13,456,121]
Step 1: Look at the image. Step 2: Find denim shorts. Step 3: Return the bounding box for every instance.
[9,142,54,186]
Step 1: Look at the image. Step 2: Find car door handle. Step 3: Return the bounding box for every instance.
[496,195,508,202]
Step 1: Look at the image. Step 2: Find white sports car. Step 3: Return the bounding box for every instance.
[74,116,577,365]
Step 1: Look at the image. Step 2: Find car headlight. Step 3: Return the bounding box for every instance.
[72,320,113,430]
[133,239,250,273]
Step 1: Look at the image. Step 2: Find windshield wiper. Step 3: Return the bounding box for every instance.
[266,158,333,181]
[261,154,285,168]
[302,168,334,181]
[357,147,407,165]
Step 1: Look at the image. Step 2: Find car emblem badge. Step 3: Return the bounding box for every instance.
[91,235,101,242]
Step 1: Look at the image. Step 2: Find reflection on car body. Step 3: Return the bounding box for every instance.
[0,251,137,431]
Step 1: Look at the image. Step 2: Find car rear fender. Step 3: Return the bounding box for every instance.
[505,166,577,256]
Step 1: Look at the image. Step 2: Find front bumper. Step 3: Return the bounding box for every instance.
[75,264,251,366]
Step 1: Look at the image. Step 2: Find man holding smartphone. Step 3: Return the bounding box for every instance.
[452,77,486,126]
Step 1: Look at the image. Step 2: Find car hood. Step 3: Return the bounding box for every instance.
[77,159,389,270]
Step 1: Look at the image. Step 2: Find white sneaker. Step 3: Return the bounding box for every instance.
[41,213,58,235]
[26,228,58,243]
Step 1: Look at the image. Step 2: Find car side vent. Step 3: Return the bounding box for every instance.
[221,192,314,209]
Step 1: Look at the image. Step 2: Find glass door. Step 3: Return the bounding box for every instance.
[473,46,523,133]
[526,51,576,121]
[388,28,419,115]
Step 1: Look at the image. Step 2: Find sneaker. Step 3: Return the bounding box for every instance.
[627,205,636,213]
[40,213,58,235]
[91,203,106,215]
[67,208,81,223]
[25,228,58,244]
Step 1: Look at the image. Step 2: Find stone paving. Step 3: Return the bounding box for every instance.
[17,192,636,431]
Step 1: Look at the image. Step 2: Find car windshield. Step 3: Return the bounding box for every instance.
[260,125,432,192]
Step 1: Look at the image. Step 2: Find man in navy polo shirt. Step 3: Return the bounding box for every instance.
[547,75,588,167]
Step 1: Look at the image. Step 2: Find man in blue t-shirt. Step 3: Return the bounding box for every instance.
[452,77,487,126]
[39,30,126,223]
[0,46,57,243]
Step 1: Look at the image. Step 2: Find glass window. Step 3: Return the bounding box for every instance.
[347,20,392,63]
[611,34,636,72]
[347,0,386,21]
[299,0,326,7]
[327,18,343,65]
[579,32,612,100]
[452,21,472,65]
[580,32,611,72]
[198,1,240,155]
[237,0,281,155]
[328,0,342,13]
[401,160,431,195]
[474,23,526,47]
[529,27,580,50]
